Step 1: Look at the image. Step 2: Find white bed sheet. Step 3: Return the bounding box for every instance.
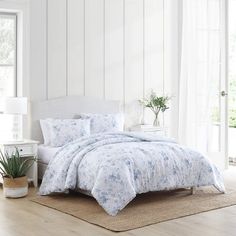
[38,145,59,164]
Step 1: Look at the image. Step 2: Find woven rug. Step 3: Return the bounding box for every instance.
[30,184,236,232]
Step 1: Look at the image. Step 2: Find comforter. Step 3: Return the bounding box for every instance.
[39,132,225,216]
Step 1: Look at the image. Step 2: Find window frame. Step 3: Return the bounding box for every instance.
[0,12,17,97]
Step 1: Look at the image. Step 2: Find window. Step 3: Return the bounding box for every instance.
[228,0,236,162]
[0,13,17,97]
[0,13,17,141]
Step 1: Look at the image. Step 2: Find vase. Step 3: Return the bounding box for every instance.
[153,114,160,126]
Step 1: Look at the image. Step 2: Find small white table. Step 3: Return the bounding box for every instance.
[0,139,39,187]
[129,124,167,136]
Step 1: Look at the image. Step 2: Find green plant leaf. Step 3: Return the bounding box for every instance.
[18,158,35,177]
[0,151,11,177]
[140,91,170,116]
[0,148,36,178]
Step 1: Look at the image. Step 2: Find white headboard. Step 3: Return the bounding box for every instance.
[31,96,121,143]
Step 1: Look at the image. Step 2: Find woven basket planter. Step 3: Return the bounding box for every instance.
[3,176,28,198]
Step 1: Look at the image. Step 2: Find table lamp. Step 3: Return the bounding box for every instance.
[2,97,28,141]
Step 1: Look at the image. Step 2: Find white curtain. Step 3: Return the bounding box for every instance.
[178,0,222,154]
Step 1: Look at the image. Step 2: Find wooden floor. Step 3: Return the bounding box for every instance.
[1,169,236,236]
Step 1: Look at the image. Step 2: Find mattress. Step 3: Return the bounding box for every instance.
[38,145,59,164]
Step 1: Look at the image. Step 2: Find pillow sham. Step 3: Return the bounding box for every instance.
[40,118,90,147]
[40,119,52,145]
[77,113,124,134]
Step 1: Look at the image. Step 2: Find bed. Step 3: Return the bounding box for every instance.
[37,145,58,179]
[32,96,225,216]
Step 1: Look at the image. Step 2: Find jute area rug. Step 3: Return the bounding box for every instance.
[30,183,236,232]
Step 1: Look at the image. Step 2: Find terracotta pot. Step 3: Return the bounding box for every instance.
[3,176,28,198]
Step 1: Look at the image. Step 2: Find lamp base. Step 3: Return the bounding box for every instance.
[11,133,24,142]
[12,115,23,142]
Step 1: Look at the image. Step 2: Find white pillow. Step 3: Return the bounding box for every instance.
[78,113,124,134]
[40,118,90,147]
[40,119,52,145]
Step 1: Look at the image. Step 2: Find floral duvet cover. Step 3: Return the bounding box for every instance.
[39,132,225,216]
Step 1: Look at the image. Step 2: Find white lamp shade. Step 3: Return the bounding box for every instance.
[3,97,28,115]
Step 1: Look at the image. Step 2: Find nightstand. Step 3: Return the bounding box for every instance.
[0,139,39,187]
[129,124,167,136]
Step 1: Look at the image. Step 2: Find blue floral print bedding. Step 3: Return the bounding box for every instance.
[39,132,225,216]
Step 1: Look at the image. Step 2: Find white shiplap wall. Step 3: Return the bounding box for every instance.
[30,0,165,127]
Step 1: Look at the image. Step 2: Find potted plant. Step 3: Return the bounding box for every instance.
[140,91,170,126]
[0,148,36,198]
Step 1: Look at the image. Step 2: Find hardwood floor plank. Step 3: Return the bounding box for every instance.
[1,168,236,236]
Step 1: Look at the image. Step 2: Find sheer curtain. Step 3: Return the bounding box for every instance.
[178,0,222,154]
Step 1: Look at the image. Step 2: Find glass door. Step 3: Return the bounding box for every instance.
[207,0,228,169]
[193,0,228,169]
[228,0,236,166]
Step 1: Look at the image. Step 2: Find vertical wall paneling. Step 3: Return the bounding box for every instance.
[84,0,105,98]
[144,0,164,124]
[124,0,144,127]
[47,0,67,99]
[104,0,124,101]
[144,0,164,94]
[29,0,167,129]
[67,0,85,96]
[30,0,47,101]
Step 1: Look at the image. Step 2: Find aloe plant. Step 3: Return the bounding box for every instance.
[0,148,36,179]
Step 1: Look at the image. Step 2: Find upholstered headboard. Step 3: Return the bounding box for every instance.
[31,96,121,143]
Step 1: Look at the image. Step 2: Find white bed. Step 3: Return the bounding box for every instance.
[32,96,225,216]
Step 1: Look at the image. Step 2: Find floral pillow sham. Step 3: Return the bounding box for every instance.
[40,118,90,147]
[76,113,124,134]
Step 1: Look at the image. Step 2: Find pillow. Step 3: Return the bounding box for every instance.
[40,119,52,145]
[77,113,124,134]
[40,118,90,147]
